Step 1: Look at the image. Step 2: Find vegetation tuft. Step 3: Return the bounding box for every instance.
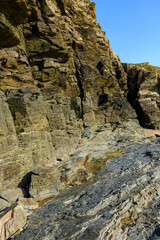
[84,149,123,174]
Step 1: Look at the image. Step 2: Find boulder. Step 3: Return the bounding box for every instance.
[0,204,26,240]
[29,167,60,201]
[9,204,27,236]
[0,189,23,203]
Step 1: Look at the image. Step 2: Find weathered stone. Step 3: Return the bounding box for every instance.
[5,87,56,168]
[19,198,38,210]
[60,164,92,189]
[21,0,135,129]
[43,92,83,160]
[1,0,160,239]
[0,87,58,193]
[0,91,18,156]
[13,141,160,240]
[124,62,160,129]
[65,119,146,166]
[0,0,37,25]
[9,204,27,237]
[0,199,10,212]
[0,0,138,190]
[0,209,12,228]
[0,13,20,47]
[0,189,23,203]
[0,204,26,240]
[29,167,60,201]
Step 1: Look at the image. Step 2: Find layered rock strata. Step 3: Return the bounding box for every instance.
[0,0,137,194]
[13,140,160,240]
[0,204,26,240]
[124,62,160,129]
[1,1,160,239]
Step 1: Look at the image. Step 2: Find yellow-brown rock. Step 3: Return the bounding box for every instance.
[0,0,158,217]
[1,1,160,239]
[124,62,160,129]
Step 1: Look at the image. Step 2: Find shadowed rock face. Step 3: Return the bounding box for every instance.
[124,62,160,129]
[0,0,37,47]
[13,140,160,240]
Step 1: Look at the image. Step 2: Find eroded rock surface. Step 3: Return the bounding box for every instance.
[1,1,160,239]
[0,204,26,240]
[13,140,160,240]
[0,87,57,192]
[0,0,137,194]
[124,62,160,129]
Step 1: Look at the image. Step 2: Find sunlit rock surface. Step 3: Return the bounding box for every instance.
[0,0,137,193]
[1,0,160,239]
[14,140,160,240]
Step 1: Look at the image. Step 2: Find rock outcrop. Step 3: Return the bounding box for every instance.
[0,0,137,194]
[1,0,160,239]
[0,204,26,240]
[13,140,160,240]
[124,62,160,129]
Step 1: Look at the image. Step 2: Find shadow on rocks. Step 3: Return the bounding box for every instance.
[18,171,38,198]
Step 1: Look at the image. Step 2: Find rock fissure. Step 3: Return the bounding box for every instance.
[124,62,160,129]
[126,69,147,127]
[1,1,160,239]
[75,61,85,122]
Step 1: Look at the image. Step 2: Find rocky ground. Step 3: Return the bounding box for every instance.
[0,120,157,240]
[1,0,160,239]
[13,139,160,240]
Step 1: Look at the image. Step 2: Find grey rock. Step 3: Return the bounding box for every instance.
[66,119,146,165]
[13,141,160,240]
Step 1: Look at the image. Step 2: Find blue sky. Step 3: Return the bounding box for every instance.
[92,0,160,66]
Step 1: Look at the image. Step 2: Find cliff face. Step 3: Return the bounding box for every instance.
[0,0,137,192]
[124,62,160,129]
[1,1,160,239]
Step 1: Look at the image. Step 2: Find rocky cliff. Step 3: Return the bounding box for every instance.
[0,0,137,193]
[1,0,160,239]
[124,62,160,129]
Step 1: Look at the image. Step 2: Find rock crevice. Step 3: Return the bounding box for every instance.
[124,62,160,129]
[1,1,160,239]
